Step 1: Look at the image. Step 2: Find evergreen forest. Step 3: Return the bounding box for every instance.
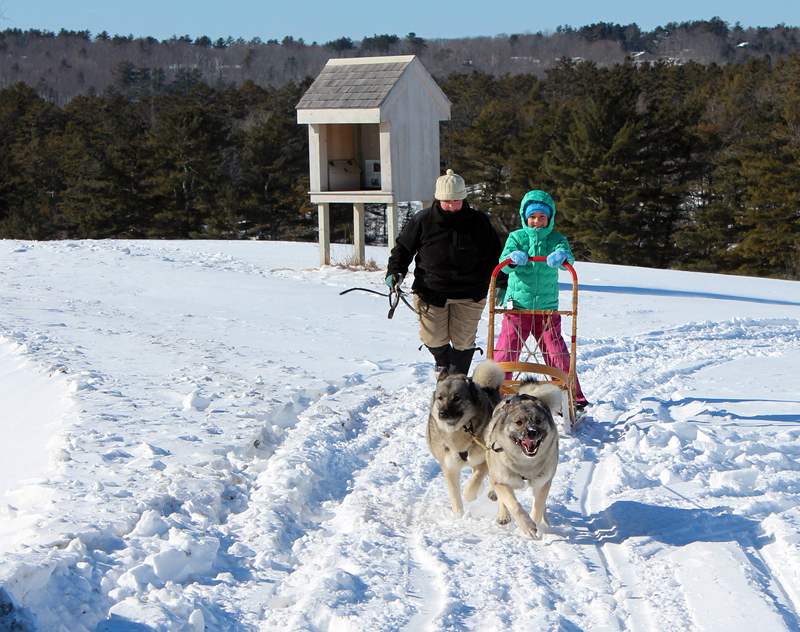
[1,23,800,279]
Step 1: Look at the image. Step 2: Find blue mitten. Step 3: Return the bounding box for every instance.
[509,251,529,266]
[385,273,404,289]
[547,250,568,268]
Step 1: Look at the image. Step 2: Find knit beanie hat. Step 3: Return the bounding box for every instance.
[434,169,467,201]
[524,201,552,220]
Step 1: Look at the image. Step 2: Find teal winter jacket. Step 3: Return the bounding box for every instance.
[499,190,574,310]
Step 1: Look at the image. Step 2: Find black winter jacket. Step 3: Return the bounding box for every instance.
[387,201,503,307]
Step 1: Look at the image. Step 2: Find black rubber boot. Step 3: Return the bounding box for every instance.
[426,344,452,373]
[448,348,476,376]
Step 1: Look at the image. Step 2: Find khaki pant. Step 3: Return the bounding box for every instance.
[414,296,486,350]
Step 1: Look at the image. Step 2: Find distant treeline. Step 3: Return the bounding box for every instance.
[0,80,317,242]
[1,26,800,279]
[447,57,800,279]
[2,19,800,105]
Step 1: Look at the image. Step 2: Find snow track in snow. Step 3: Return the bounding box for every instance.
[573,318,800,632]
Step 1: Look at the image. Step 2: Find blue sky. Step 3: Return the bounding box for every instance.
[2,0,798,43]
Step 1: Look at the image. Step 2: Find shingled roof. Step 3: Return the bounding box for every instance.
[296,57,414,110]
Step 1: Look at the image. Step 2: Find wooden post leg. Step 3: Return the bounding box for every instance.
[318,203,330,266]
[386,203,398,248]
[353,202,365,266]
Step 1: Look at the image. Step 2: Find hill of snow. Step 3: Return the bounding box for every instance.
[1,239,799,632]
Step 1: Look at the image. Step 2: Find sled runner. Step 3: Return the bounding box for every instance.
[487,256,584,433]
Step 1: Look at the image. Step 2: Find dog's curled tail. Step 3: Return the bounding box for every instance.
[472,359,506,390]
[518,380,563,414]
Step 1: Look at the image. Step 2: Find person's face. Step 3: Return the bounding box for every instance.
[440,199,464,212]
[526,211,549,228]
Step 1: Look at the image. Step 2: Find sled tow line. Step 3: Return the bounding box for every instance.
[339,287,420,319]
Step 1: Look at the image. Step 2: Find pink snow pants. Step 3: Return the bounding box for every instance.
[494,312,588,405]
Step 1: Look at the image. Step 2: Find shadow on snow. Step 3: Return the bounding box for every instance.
[569,500,769,548]
[569,283,800,308]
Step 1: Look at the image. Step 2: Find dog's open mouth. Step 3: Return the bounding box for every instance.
[516,437,543,457]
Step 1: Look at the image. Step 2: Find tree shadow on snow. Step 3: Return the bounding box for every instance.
[96,618,157,631]
[0,588,37,632]
[567,283,800,308]
[566,500,770,548]
[638,395,800,425]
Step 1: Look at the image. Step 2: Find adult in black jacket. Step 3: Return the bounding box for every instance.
[386,169,503,375]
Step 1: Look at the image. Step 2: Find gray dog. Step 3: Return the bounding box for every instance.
[484,379,562,538]
[427,359,505,515]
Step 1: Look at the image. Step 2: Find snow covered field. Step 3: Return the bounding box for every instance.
[1,238,799,632]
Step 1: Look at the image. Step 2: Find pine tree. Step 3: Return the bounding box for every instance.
[542,65,644,263]
[673,58,769,273]
[442,73,536,234]
[449,99,521,218]
[142,95,227,237]
[234,81,313,239]
[0,83,67,238]
[684,55,800,278]
[735,92,800,277]
[507,86,564,234]
[544,63,703,266]
[58,93,151,237]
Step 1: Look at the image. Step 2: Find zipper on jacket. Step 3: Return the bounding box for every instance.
[532,228,540,308]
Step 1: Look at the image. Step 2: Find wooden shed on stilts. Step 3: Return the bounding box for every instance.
[296,55,451,266]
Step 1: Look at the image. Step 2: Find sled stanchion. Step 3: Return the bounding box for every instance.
[487,257,583,433]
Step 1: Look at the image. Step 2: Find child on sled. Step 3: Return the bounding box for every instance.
[494,190,589,409]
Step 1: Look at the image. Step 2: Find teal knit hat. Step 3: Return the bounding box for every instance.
[524,201,552,220]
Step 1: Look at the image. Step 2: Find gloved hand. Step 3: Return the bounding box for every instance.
[494,288,506,307]
[547,250,568,268]
[509,250,529,266]
[385,273,404,289]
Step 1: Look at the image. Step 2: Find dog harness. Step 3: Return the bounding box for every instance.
[463,422,491,452]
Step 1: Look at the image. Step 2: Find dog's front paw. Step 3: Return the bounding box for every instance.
[496,503,511,525]
[487,490,497,502]
[517,515,538,539]
[463,481,479,502]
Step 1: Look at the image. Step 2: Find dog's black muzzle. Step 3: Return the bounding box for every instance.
[437,406,464,425]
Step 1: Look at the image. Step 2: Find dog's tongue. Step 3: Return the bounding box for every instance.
[521,440,539,455]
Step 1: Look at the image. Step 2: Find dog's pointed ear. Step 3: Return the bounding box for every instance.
[527,384,562,414]
[437,368,450,382]
[491,399,509,423]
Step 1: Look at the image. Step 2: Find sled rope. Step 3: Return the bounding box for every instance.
[339,286,421,319]
[464,423,490,451]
